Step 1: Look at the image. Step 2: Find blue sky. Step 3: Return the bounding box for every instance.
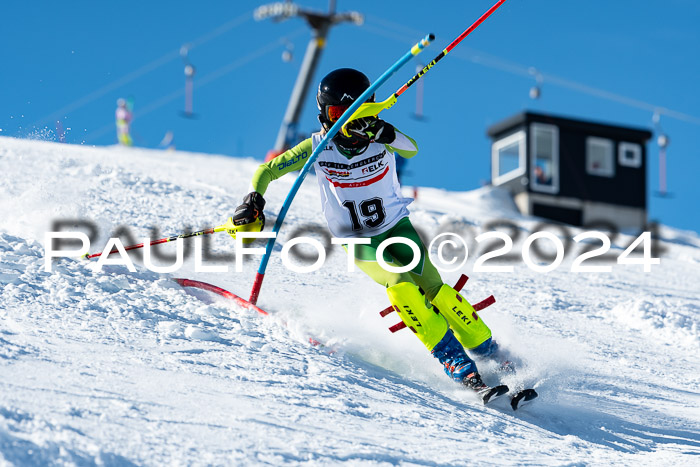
[3,0,699,233]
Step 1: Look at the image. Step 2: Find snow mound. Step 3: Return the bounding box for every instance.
[411,184,520,224]
[0,231,244,356]
[611,298,699,348]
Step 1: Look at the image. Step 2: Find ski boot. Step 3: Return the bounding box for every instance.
[431,330,509,404]
[470,338,516,374]
[430,329,477,382]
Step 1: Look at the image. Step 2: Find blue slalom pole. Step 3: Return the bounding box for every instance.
[249,33,434,304]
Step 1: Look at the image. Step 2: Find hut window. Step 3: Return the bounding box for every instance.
[586,137,615,177]
[492,130,526,185]
[619,142,642,168]
[530,123,559,193]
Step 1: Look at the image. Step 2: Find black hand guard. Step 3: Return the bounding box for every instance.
[232,192,266,226]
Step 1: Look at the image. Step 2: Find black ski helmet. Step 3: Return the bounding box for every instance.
[316,68,374,132]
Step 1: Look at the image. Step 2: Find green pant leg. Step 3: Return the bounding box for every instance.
[343,217,443,296]
[350,248,415,288]
[407,252,443,301]
[343,221,411,287]
[384,218,444,301]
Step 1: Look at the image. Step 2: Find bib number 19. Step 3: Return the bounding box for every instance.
[342,198,386,231]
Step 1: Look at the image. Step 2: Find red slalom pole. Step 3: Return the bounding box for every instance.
[395,0,508,98]
[175,278,329,350]
[174,278,269,315]
[341,0,509,132]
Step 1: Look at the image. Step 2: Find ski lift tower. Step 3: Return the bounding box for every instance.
[255,1,363,159]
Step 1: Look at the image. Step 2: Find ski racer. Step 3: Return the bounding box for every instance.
[231,68,504,395]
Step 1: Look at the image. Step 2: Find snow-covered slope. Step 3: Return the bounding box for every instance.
[1,137,699,466]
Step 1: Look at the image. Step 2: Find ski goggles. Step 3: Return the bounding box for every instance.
[326,104,349,123]
[325,94,375,123]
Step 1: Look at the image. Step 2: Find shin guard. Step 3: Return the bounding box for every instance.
[432,285,492,350]
[386,282,448,351]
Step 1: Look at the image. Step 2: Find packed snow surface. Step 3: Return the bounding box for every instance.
[1,137,699,465]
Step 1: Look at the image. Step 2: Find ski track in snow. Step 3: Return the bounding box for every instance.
[1,137,699,465]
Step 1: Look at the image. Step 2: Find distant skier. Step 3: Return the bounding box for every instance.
[115,98,133,146]
[231,69,505,397]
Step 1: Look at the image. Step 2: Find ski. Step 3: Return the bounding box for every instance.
[477,384,510,404]
[510,388,538,410]
[493,359,538,410]
[462,371,510,404]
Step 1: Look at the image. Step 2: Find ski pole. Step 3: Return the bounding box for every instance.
[340,0,508,136]
[84,218,239,259]
[249,33,435,305]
